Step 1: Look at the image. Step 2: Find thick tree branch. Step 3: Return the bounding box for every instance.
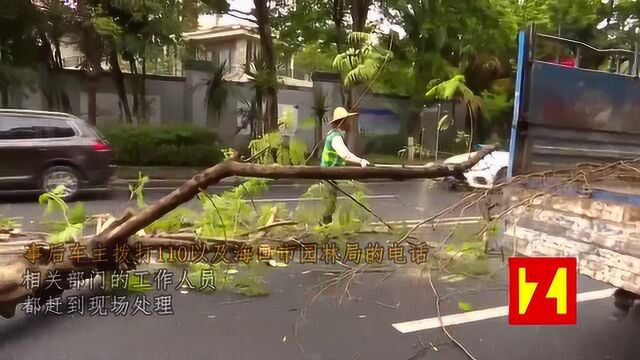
[0,147,493,318]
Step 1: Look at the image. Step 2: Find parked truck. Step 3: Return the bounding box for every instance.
[502,26,640,315]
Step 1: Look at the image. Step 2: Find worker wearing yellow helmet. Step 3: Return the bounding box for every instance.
[319,106,370,225]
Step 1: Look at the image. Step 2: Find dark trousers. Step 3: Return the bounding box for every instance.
[321,180,338,225]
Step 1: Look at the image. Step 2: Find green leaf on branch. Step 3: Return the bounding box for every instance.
[39,185,69,216]
[129,172,150,209]
[458,301,473,312]
[437,114,452,132]
[0,216,20,230]
[48,223,82,244]
[68,203,85,225]
[145,207,196,234]
[289,138,307,165]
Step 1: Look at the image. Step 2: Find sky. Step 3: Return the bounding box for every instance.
[199,0,406,37]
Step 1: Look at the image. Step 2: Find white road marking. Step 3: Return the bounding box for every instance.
[380,217,481,224]
[130,180,423,190]
[126,190,399,202]
[372,217,481,227]
[392,288,616,334]
[244,195,398,203]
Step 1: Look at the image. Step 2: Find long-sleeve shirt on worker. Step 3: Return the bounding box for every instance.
[320,128,367,167]
[331,135,363,163]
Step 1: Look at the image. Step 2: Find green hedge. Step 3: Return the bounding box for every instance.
[100,125,224,166]
[362,134,405,155]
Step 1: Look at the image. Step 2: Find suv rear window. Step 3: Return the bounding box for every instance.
[0,115,76,140]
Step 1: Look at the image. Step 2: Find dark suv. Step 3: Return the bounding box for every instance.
[0,109,115,199]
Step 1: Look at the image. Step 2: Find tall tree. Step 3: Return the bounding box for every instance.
[253,0,279,132]
[203,0,280,133]
[183,0,200,32]
[0,0,40,107]
[349,0,372,32]
[77,0,102,125]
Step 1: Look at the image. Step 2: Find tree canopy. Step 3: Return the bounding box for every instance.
[0,0,634,139]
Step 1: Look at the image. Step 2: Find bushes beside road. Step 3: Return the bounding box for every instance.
[100,125,224,167]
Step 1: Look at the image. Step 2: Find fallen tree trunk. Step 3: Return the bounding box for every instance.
[0,148,492,318]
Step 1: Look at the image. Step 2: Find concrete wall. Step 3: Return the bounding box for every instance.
[5,69,412,156]
[11,70,186,126]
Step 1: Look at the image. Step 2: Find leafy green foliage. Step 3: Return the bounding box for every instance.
[291,43,338,75]
[397,144,430,160]
[39,185,84,244]
[145,207,196,234]
[90,7,122,38]
[272,0,340,57]
[333,32,392,87]
[458,301,473,312]
[221,148,237,160]
[194,178,276,239]
[426,75,479,109]
[187,262,269,297]
[0,216,20,230]
[438,114,452,132]
[129,172,150,209]
[294,181,371,237]
[248,109,308,166]
[100,125,224,166]
[445,237,491,276]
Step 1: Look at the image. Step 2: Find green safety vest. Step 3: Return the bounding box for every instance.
[320,129,347,167]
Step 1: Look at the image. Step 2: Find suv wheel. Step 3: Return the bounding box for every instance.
[42,166,80,200]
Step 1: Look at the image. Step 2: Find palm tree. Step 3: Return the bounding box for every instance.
[236,98,259,138]
[245,53,280,137]
[333,31,391,148]
[205,60,230,128]
[426,75,482,154]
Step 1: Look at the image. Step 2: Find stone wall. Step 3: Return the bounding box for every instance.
[502,186,640,293]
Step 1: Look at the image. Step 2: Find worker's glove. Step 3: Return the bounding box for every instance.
[360,159,371,168]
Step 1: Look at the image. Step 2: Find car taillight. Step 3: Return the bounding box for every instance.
[92,141,111,152]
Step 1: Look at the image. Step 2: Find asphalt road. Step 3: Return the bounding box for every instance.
[0,180,466,228]
[0,181,636,360]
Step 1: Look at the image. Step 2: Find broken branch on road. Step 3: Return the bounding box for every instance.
[0,148,493,319]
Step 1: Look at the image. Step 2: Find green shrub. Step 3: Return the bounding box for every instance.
[362,134,405,155]
[100,125,224,166]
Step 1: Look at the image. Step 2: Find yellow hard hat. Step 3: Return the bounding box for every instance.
[330,107,357,123]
